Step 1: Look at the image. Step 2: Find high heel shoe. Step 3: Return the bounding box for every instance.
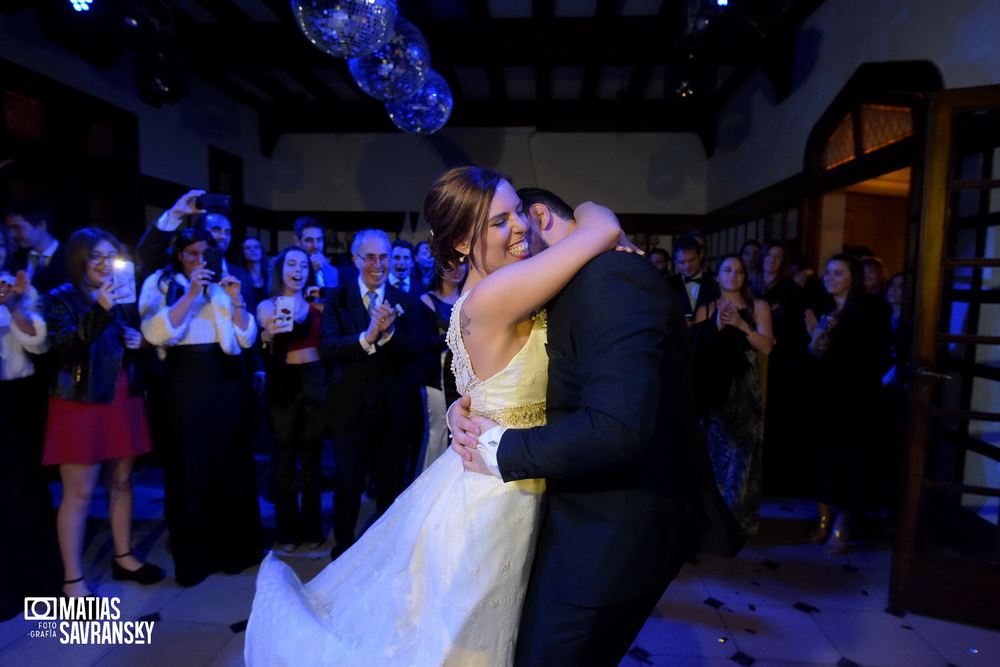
[62,576,93,598]
[112,551,165,585]
[807,513,832,543]
[825,527,849,555]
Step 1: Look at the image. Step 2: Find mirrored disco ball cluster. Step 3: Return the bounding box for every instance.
[347,17,429,101]
[290,0,453,134]
[386,70,453,135]
[290,0,399,59]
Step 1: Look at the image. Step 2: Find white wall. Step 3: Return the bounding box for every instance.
[709,0,1000,211]
[270,129,707,215]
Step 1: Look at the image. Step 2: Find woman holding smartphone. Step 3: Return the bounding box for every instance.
[257,246,327,551]
[139,227,262,586]
[42,228,162,597]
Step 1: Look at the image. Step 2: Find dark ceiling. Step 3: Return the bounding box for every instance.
[15,0,827,155]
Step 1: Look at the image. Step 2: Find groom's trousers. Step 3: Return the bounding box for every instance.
[513,558,679,667]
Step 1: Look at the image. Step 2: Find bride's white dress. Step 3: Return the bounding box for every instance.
[245,292,547,666]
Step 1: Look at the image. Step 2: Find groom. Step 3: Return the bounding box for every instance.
[449,187,742,666]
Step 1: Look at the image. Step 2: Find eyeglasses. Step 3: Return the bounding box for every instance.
[359,254,389,265]
[87,252,119,265]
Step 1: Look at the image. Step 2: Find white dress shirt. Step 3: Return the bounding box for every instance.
[139,269,256,359]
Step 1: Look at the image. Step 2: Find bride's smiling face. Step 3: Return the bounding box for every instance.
[470,179,530,274]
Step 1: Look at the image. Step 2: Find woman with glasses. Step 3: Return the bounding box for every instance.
[41,228,163,597]
[139,227,262,586]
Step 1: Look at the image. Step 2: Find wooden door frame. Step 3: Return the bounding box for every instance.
[890,84,1000,627]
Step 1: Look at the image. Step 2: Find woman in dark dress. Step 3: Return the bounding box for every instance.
[804,253,890,554]
[41,228,163,597]
[693,254,773,535]
[417,260,467,472]
[139,227,262,586]
[257,246,327,551]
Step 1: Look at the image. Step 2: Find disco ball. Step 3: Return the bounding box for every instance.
[348,17,430,101]
[290,0,398,59]
[385,70,453,135]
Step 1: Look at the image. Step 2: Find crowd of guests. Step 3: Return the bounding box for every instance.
[0,190,456,618]
[0,184,909,619]
[649,233,908,553]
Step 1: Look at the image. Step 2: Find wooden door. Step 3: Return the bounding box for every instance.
[891,85,1000,628]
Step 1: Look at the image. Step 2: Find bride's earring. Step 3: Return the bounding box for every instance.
[459,254,466,263]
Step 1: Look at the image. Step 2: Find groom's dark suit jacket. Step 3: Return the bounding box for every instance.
[498,250,741,608]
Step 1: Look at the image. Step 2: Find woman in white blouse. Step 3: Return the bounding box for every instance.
[0,225,58,620]
[139,227,263,587]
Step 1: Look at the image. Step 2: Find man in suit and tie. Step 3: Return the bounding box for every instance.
[387,239,426,298]
[293,216,339,298]
[450,188,741,666]
[667,233,719,323]
[4,199,68,295]
[321,229,427,560]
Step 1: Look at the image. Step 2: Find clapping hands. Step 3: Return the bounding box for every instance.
[716,301,748,333]
[364,301,397,343]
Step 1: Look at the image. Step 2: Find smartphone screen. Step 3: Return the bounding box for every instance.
[203,247,224,282]
[196,193,232,212]
[111,260,137,304]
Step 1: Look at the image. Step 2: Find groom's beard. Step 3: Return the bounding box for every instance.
[528,228,548,256]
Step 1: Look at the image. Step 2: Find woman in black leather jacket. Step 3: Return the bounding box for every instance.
[41,227,163,597]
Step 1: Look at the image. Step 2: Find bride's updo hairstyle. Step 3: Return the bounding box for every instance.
[424,166,511,271]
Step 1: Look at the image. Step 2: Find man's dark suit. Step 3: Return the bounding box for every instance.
[498,251,741,665]
[15,244,68,295]
[667,271,720,322]
[389,274,426,299]
[321,282,426,550]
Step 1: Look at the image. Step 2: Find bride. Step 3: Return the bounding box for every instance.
[244,166,622,665]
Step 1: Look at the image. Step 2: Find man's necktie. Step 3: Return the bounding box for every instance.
[366,290,378,316]
[684,275,702,284]
[27,252,42,278]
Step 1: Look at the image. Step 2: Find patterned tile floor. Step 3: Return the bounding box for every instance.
[2,462,998,666]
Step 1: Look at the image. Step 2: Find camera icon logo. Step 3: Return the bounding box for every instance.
[24,597,58,621]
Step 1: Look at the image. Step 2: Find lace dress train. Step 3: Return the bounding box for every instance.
[245,294,548,666]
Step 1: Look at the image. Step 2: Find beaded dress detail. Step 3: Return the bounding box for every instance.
[246,289,548,666]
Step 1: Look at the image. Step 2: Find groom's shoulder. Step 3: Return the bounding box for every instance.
[572,249,663,288]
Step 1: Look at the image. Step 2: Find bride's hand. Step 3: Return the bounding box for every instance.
[447,396,479,460]
[462,448,493,476]
[614,233,644,255]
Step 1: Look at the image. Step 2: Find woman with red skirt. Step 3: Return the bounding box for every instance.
[41,228,163,597]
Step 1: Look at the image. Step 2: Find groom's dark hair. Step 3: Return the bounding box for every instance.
[517,187,574,221]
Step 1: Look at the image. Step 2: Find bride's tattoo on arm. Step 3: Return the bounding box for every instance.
[460,308,471,337]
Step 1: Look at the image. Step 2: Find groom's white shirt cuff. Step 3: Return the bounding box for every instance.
[475,425,506,479]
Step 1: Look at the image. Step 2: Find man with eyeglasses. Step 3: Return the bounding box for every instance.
[3,199,68,294]
[320,229,428,560]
